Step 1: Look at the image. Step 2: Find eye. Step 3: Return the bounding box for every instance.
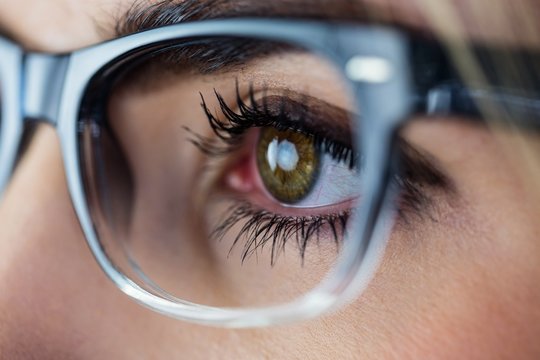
[189,84,451,272]
[255,127,361,208]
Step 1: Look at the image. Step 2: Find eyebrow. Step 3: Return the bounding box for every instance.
[115,0,426,37]
[111,0,436,75]
[113,0,372,76]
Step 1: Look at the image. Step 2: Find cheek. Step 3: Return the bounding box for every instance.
[352,120,540,358]
[0,127,378,360]
[0,127,136,357]
[0,127,249,358]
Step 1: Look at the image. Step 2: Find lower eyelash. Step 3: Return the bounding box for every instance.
[212,201,350,266]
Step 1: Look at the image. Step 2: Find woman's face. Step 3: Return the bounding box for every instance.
[1,0,539,359]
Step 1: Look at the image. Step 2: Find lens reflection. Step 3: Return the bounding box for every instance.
[80,37,361,308]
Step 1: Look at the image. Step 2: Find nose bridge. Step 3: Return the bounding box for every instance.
[23,53,70,127]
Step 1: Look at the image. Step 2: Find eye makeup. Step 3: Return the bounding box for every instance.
[188,82,453,264]
[193,83,355,163]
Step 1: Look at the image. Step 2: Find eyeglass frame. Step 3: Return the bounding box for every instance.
[0,18,539,328]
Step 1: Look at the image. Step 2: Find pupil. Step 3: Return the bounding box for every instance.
[256,127,319,204]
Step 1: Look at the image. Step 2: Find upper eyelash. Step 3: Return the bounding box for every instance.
[190,82,357,168]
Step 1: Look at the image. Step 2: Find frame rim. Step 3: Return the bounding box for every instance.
[0,37,23,198]
[0,19,409,328]
[56,18,410,328]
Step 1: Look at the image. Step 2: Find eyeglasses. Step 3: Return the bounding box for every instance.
[0,19,539,328]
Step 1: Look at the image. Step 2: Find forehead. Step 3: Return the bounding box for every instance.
[0,0,539,52]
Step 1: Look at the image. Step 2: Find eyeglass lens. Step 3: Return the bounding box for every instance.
[78,37,369,308]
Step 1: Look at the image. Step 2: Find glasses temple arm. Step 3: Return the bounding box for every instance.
[413,82,540,130]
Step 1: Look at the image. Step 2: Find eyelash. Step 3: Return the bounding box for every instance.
[190,83,357,168]
[189,84,443,265]
[213,202,349,266]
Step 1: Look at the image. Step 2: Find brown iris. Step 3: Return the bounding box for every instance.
[256,127,319,204]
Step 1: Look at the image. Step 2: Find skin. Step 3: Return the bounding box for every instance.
[1,0,540,359]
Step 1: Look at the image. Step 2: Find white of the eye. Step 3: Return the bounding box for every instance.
[266,138,299,172]
[285,153,361,209]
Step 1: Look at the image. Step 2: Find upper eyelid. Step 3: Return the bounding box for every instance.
[243,91,355,145]
[203,86,355,146]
